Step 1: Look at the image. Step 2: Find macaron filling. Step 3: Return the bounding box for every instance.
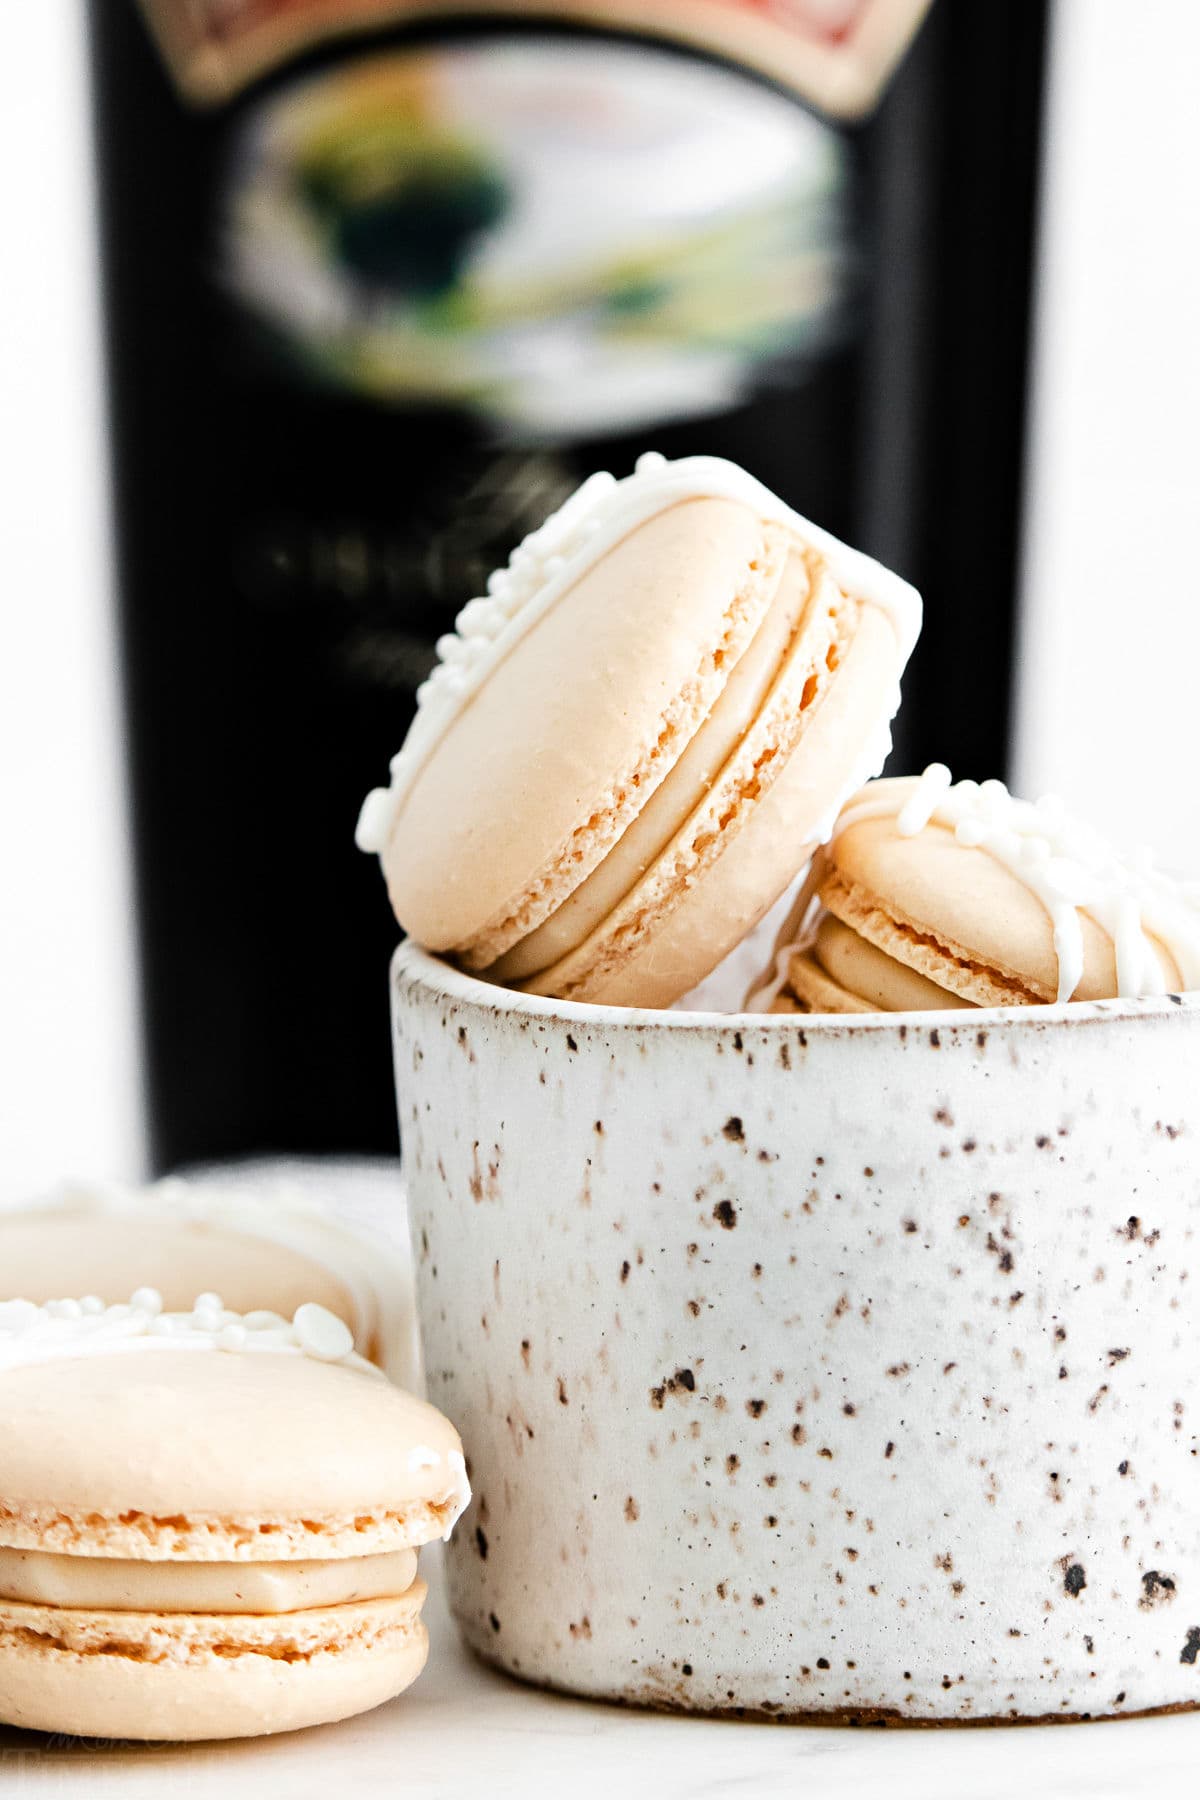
[486,540,855,987]
[0,1545,419,1614]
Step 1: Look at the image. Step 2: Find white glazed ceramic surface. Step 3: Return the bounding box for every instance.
[392,942,1200,1723]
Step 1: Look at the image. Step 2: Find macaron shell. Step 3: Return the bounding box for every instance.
[0,1585,428,1740]
[808,914,974,1012]
[826,816,1124,1003]
[785,949,878,1014]
[0,1214,356,1332]
[488,541,814,985]
[534,600,900,1008]
[0,1353,463,1559]
[383,498,780,957]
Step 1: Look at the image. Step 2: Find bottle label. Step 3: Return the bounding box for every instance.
[140,0,931,117]
[219,35,853,436]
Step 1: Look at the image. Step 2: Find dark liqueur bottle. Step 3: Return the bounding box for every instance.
[87,0,1046,1167]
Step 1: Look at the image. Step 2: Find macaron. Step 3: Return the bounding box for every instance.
[754,765,1200,1012]
[357,451,921,1009]
[0,1171,416,1382]
[0,1293,469,1740]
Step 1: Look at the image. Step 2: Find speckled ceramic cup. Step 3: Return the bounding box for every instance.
[392,942,1200,1724]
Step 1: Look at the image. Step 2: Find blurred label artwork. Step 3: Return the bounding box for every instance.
[140,0,931,115]
[220,39,852,436]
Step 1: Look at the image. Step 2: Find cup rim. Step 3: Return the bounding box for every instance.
[391,939,1200,1036]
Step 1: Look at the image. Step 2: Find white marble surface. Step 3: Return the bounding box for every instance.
[2,1552,1198,1799]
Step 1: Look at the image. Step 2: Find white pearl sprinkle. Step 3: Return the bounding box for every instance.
[454,598,492,636]
[0,1299,41,1335]
[193,1292,223,1313]
[292,1302,354,1362]
[0,1292,380,1375]
[130,1287,163,1316]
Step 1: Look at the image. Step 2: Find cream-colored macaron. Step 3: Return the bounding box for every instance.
[0,1292,469,1740]
[357,452,921,1009]
[756,765,1200,1013]
[0,1173,415,1381]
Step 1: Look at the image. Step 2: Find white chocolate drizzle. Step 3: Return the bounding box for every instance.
[0,1291,383,1376]
[356,451,923,855]
[834,767,1200,1003]
[442,1448,471,1540]
[743,942,802,1015]
[403,1443,471,1538]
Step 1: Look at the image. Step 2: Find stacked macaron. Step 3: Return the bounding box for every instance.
[753,764,1200,1013]
[358,452,921,1009]
[0,1292,468,1740]
[0,1169,417,1384]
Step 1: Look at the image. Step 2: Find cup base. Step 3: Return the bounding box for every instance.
[459,1628,1200,1729]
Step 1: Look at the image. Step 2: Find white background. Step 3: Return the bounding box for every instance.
[1,0,1198,1198]
[1013,0,1200,868]
[0,0,140,1202]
